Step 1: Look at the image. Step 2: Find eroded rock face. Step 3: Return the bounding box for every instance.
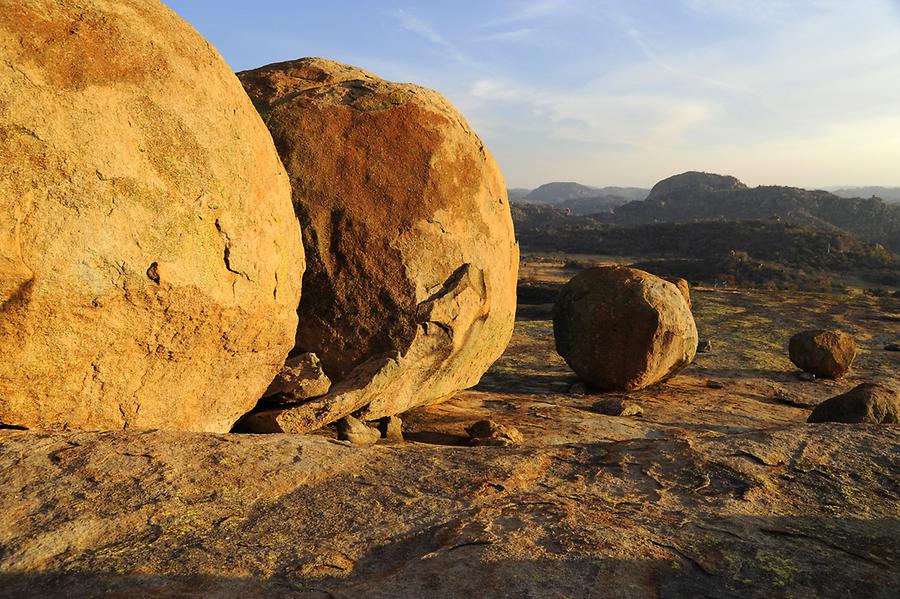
[553,266,698,390]
[0,0,303,432]
[238,58,518,431]
[808,383,899,424]
[788,330,857,379]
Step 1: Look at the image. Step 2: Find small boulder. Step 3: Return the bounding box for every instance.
[788,330,857,379]
[797,372,817,382]
[553,266,698,391]
[706,380,725,390]
[808,383,900,424]
[466,420,523,446]
[884,343,900,352]
[337,416,381,446]
[378,416,404,442]
[264,353,331,402]
[697,340,713,354]
[592,398,643,417]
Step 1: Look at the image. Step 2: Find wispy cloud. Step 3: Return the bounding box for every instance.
[393,9,473,66]
[474,28,536,42]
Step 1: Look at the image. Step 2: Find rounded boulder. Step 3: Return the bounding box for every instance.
[553,266,697,391]
[0,1,304,431]
[238,58,518,424]
[788,330,857,379]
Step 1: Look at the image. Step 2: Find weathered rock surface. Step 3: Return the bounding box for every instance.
[553,266,698,390]
[263,353,331,401]
[808,383,900,424]
[0,0,303,432]
[238,58,518,432]
[1,426,897,598]
[789,329,857,379]
[664,276,692,308]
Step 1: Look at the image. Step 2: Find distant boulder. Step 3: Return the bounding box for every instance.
[788,330,857,379]
[239,58,518,432]
[553,266,698,390]
[0,0,303,432]
[646,172,747,201]
[808,383,899,424]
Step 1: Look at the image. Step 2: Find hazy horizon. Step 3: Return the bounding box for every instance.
[165,0,900,190]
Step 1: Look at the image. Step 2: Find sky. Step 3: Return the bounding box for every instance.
[164,0,900,190]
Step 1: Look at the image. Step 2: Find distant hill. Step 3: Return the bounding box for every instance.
[832,187,900,204]
[646,171,746,200]
[521,182,648,204]
[507,188,532,202]
[514,182,648,215]
[524,182,599,203]
[512,203,900,290]
[611,172,900,252]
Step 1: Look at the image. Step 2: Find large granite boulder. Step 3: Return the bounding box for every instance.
[237,58,518,432]
[553,266,697,390]
[788,329,857,379]
[808,383,899,424]
[0,0,303,432]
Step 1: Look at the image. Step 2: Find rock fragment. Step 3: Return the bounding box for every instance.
[264,353,331,402]
[337,416,381,446]
[466,420,523,446]
[592,398,644,417]
[378,416,404,442]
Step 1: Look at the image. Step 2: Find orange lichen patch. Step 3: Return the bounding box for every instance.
[2,2,167,88]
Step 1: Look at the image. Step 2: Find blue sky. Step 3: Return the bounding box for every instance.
[165,0,900,189]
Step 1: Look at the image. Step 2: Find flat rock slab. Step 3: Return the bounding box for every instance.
[1,426,898,598]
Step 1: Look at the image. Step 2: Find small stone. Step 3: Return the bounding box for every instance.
[706,380,725,390]
[264,353,332,401]
[797,372,817,382]
[568,381,589,396]
[337,416,381,446]
[466,420,523,446]
[592,398,643,417]
[884,343,900,352]
[808,383,900,424]
[378,416,404,442]
[697,340,713,353]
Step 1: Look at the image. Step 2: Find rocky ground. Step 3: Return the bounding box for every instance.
[2,264,898,598]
